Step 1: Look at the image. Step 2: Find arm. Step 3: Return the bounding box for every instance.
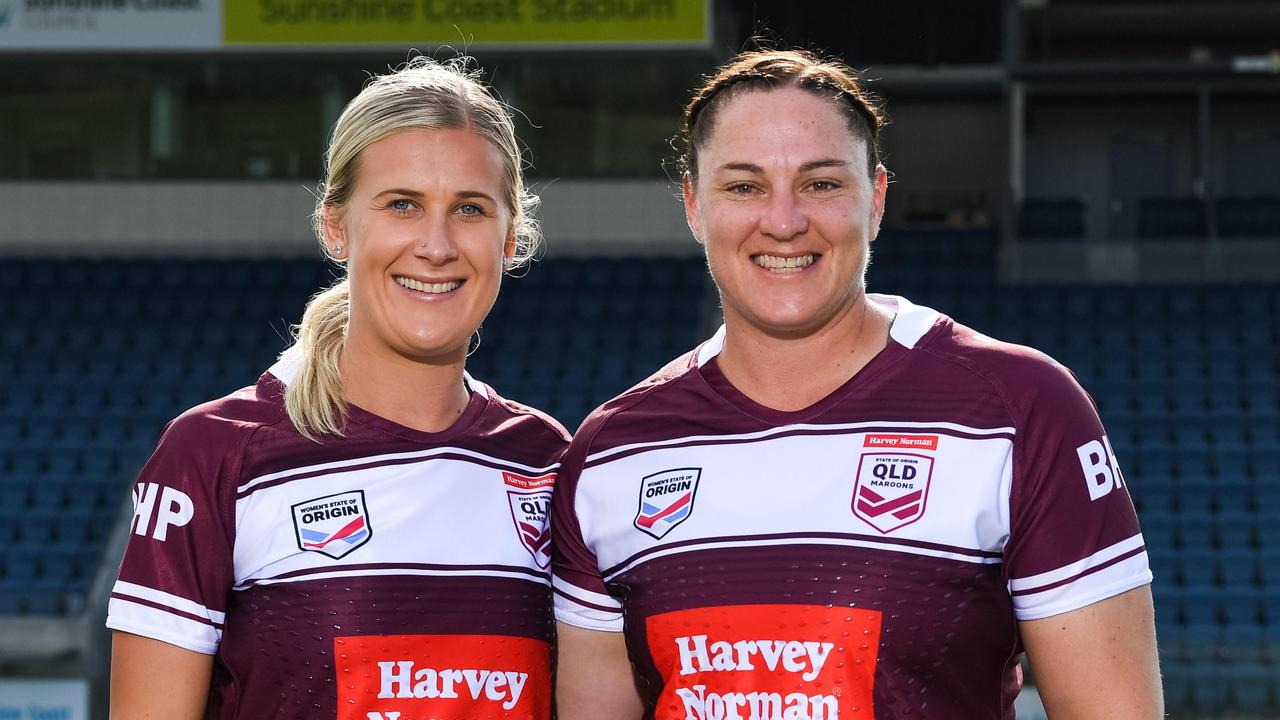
[1020,586,1163,720]
[110,631,214,720]
[555,622,645,720]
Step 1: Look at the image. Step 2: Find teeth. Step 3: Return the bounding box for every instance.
[396,276,462,294]
[753,254,816,273]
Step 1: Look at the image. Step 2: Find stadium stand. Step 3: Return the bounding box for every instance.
[0,255,708,617]
[0,231,1276,716]
[1217,196,1280,238]
[1138,197,1210,239]
[1020,197,1087,240]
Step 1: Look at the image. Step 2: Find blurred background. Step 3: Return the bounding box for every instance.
[0,0,1277,717]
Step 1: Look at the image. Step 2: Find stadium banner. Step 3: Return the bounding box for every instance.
[0,679,89,720]
[0,0,221,51]
[222,0,710,49]
[0,0,708,51]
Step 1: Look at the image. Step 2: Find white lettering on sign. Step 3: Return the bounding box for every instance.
[675,635,834,683]
[375,661,528,710]
[674,684,840,720]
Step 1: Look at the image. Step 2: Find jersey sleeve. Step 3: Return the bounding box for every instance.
[1003,357,1151,621]
[105,411,245,654]
[551,423,625,632]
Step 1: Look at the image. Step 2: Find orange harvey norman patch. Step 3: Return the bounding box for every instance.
[862,434,939,451]
[334,634,550,720]
[647,605,882,720]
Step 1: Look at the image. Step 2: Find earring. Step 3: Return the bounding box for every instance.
[332,245,344,254]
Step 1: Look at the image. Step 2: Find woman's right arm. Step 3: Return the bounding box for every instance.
[555,622,645,720]
[110,632,213,719]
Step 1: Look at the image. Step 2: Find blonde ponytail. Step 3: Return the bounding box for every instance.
[283,279,351,442]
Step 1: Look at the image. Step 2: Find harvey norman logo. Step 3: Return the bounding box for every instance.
[648,604,880,720]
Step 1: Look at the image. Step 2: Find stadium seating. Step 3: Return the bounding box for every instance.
[0,255,709,618]
[1138,196,1209,239]
[1,235,1277,714]
[1021,197,1087,240]
[1217,196,1280,238]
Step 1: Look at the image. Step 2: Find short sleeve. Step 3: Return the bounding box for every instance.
[550,427,624,632]
[105,413,242,654]
[1003,359,1152,621]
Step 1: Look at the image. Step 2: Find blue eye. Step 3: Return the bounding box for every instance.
[458,203,485,216]
[389,199,414,214]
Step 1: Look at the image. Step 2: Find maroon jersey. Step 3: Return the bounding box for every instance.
[552,295,1149,720]
[108,353,568,720]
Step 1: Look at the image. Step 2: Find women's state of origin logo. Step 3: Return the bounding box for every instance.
[291,490,372,559]
[634,468,701,539]
[852,434,938,534]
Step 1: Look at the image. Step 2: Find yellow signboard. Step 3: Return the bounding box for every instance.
[224,0,709,48]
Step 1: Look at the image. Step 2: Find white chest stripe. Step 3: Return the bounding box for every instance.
[584,420,1015,466]
[238,446,558,494]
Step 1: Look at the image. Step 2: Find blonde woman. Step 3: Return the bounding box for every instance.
[108,57,566,720]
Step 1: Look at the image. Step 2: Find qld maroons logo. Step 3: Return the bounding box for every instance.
[635,468,701,539]
[292,490,372,559]
[503,471,555,568]
[852,435,937,534]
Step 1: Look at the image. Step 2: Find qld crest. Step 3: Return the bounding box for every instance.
[635,468,701,539]
[292,490,372,559]
[852,452,934,534]
[504,472,555,568]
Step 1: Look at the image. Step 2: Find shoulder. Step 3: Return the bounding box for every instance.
[484,386,573,446]
[914,313,1089,417]
[157,372,288,456]
[571,348,704,458]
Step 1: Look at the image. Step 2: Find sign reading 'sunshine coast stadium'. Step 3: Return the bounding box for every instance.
[0,0,708,50]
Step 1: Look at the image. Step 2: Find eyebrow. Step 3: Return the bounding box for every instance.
[718,159,849,173]
[372,188,498,202]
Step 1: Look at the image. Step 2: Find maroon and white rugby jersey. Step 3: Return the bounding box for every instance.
[551,294,1150,720]
[107,352,568,720]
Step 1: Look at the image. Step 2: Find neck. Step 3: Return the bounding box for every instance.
[716,293,893,412]
[338,336,472,434]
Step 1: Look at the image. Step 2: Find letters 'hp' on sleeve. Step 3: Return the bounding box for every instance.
[106,410,245,655]
[550,422,624,632]
[1002,358,1151,621]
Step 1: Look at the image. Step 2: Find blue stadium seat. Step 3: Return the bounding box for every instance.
[1021,198,1086,239]
[1188,660,1228,714]
[1229,662,1275,712]
[1216,196,1280,237]
[1138,196,1208,239]
[1219,550,1259,588]
[1179,548,1219,586]
[1179,585,1219,625]
[1215,512,1256,548]
[1178,515,1215,551]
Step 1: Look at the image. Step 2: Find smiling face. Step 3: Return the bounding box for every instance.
[324,127,514,365]
[684,86,888,340]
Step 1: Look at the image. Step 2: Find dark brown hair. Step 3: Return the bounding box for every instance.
[680,48,886,182]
